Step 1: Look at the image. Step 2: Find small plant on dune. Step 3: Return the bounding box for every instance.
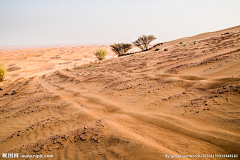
[193,40,197,44]
[89,65,93,70]
[94,49,108,60]
[110,43,132,57]
[183,44,186,47]
[132,35,156,51]
[0,64,6,82]
[59,63,62,65]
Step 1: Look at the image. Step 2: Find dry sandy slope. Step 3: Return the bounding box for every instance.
[0,26,240,160]
[0,45,116,81]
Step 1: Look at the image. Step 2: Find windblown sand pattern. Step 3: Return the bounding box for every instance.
[0,26,240,159]
[0,45,115,80]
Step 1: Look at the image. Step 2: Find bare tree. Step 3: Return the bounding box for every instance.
[132,35,156,51]
[110,43,132,56]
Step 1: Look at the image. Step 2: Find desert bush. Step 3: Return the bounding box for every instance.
[0,64,6,82]
[193,40,197,44]
[110,43,132,56]
[94,49,108,60]
[132,35,156,51]
[183,44,186,47]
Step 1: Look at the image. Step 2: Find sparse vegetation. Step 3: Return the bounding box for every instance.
[110,43,132,56]
[0,64,6,82]
[94,49,108,60]
[132,35,156,51]
[183,44,186,47]
[59,63,62,65]
[193,40,197,44]
[89,65,93,70]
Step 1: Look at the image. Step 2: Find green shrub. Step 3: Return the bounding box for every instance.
[0,64,6,82]
[193,40,197,44]
[59,63,62,65]
[132,35,156,51]
[94,49,108,60]
[110,43,132,56]
[183,44,186,47]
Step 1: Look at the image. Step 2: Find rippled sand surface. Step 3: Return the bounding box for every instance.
[0,26,240,160]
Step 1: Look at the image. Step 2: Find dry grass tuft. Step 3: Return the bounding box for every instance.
[0,64,6,82]
[94,49,108,60]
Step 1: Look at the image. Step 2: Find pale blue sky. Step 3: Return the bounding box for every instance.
[0,0,240,46]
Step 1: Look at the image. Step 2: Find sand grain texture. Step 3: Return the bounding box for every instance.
[0,26,240,160]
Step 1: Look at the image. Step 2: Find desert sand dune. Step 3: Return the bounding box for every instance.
[0,45,115,81]
[0,26,240,159]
